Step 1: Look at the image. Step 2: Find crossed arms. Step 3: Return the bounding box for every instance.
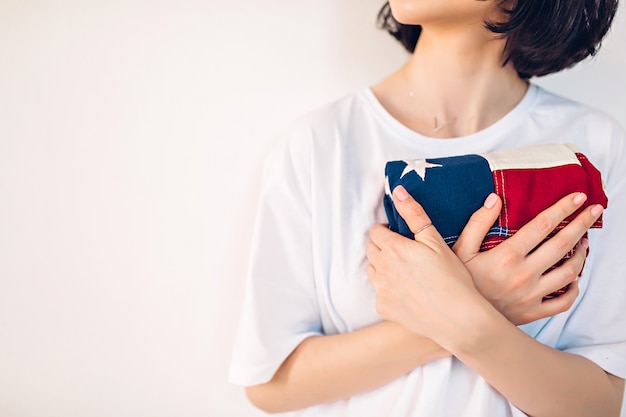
[246,190,624,416]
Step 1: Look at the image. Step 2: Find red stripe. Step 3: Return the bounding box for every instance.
[482,153,607,299]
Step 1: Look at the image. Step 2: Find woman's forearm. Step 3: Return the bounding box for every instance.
[370,186,624,416]
[449,301,624,417]
[245,321,450,413]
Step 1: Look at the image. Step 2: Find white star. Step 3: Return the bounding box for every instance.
[400,159,442,181]
[384,176,391,196]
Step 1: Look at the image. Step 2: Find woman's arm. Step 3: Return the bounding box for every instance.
[246,321,449,413]
[246,192,598,414]
[367,187,624,417]
[455,308,624,417]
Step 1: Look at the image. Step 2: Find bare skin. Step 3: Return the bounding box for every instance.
[246,321,450,413]
[452,193,588,325]
[366,187,624,417]
[375,1,528,138]
[246,0,625,414]
[246,192,619,414]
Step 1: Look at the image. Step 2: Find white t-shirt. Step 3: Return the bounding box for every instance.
[229,84,626,417]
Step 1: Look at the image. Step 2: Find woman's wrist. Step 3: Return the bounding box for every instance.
[431,291,509,358]
[377,321,451,369]
[443,294,534,366]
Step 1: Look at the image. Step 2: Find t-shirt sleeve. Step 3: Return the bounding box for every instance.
[228,130,323,387]
[556,126,626,379]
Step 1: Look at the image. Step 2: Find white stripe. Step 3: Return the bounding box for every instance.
[478,143,582,171]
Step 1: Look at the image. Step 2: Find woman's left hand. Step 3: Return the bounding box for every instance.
[450,192,597,325]
[366,185,484,344]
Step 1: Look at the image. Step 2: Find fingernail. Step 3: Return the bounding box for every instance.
[483,193,498,209]
[591,204,604,217]
[580,237,589,249]
[573,193,587,205]
[393,185,410,202]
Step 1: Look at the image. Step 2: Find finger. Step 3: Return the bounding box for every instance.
[537,238,588,297]
[515,277,581,325]
[366,263,377,284]
[507,192,588,256]
[369,223,399,249]
[392,185,440,241]
[528,204,601,273]
[453,193,502,261]
[539,279,580,318]
[365,241,381,263]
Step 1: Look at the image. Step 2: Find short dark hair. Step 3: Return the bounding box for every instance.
[377,0,619,78]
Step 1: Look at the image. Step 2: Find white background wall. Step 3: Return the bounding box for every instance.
[0,1,624,417]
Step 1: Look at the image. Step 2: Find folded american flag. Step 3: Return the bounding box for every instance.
[383,143,608,297]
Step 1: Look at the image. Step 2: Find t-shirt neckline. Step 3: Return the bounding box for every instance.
[361,83,540,148]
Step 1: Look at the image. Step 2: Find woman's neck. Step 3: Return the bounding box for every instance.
[373,26,528,138]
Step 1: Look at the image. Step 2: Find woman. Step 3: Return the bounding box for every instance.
[229,1,626,416]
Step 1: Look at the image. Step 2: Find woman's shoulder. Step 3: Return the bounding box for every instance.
[536,85,626,186]
[258,88,375,181]
[273,88,377,151]
[529,85,625,164]
[532,84,624,134]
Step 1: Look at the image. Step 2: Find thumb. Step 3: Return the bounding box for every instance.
[392,185,439,241]
[452,193,502,261]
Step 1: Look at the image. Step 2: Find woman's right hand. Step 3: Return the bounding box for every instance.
[452,192,604,325]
